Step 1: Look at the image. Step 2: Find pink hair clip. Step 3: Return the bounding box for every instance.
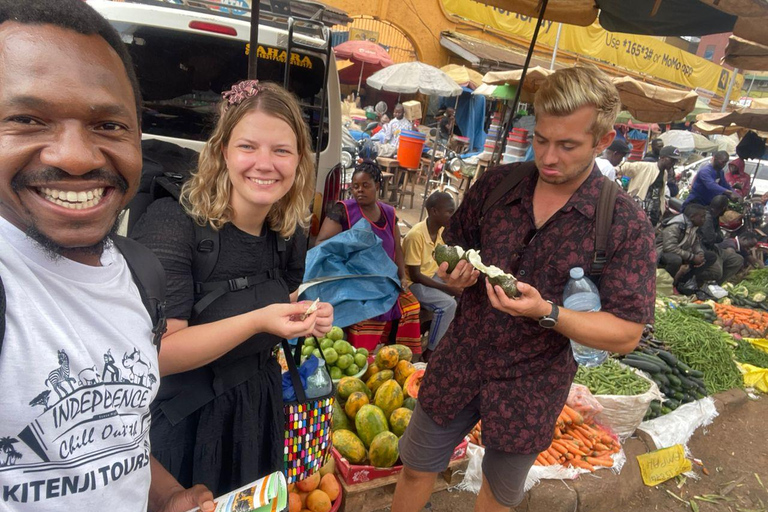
[222,80,261,109]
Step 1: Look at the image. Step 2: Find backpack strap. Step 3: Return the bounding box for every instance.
[589,179,621,280]
[0,275,5,357]
[192,223,220,284]
[480,162,538,220]
[111,236,167,351]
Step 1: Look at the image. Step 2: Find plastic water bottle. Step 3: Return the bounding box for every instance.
[562,267,608,366]
[305,358,333,398]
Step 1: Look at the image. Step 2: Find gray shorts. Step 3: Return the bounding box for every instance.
[399,395,537,507]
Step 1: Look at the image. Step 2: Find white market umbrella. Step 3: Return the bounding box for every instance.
[366,62,463,97]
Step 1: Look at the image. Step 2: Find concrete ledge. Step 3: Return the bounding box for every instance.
[712,388,748,413]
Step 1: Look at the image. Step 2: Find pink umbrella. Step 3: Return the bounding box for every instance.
[333,40,394,94]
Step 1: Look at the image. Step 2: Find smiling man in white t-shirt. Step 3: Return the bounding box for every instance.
[0,1,214,510]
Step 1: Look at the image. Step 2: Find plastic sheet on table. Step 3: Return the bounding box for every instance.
[737,362,768,392]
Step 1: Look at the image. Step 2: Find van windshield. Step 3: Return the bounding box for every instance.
[120,24,328,150]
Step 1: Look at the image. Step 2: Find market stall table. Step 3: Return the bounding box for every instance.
[377,157,401,204]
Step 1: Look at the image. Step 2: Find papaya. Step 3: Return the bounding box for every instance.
[319,474,340,501]
[332,430,366,464]
[306,489,332,512]
[375,346,399,369]
[337,377,370,400]
[366,370,394,395]
[344,391,369,420]
[368,431,400,468]
[389,407,413,437]
[403,396,417,411]
[374,379,404,420]
[394,360,416,386]
[354,404,389,448]
[332,400,353,432]
[361,363,380,382]
[403,369,425,398]
[392,344,413,363]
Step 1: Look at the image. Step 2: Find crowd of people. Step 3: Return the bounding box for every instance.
[0,1,762,512]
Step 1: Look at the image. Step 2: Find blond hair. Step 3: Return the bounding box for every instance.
[534,66,621,144]
[181,82,314,238]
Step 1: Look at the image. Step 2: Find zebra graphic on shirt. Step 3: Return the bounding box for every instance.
[45,349,77,399]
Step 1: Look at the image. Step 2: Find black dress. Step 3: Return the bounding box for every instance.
[132,198,306,496]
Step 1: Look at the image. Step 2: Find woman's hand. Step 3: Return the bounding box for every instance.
[258,302,319,339]
[157,484,214,512]
[485,280,550,319]
[309,301,334,338]
[436,260,480,290]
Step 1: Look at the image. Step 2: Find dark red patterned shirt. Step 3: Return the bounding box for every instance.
[418,164,656,454]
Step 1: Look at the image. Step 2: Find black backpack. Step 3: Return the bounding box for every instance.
[0,235,167,358]
[125,139,288,320]
[480,162,621,281]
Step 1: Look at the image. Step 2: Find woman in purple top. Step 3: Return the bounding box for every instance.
[317,161,422,355]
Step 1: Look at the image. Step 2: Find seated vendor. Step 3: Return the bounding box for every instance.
[402,192,459,362]
[371,104,412,156]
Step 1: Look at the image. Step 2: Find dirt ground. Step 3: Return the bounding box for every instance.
[376,394,768,512]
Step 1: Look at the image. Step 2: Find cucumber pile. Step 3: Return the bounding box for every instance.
[621,349,708,420]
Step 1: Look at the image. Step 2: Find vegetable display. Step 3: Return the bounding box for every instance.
[654,309,743,394]
[573,359,651,396]
[733,339,768,368]
[712,303,768,338]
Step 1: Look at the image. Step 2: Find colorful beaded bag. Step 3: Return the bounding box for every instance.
[282,338,335,484]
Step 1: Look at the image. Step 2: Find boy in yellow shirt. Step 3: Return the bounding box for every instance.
[403,192,460,361]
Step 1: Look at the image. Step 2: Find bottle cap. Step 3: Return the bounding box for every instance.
[569,267,585,279]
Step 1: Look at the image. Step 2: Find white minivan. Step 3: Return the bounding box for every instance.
[88,0,345,236]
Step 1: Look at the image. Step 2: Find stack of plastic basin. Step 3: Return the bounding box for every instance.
[503,129,529,164]
[398,130,427,168]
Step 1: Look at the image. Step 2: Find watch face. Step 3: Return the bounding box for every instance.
[539,317,556,329]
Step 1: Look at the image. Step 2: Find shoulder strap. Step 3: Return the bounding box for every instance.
[0,274,5,357]
[589,179,621,279]
[112,236,167,350]
[192,223,220,284]
[481,162,538,219]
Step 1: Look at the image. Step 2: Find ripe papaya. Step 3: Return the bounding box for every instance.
[337,377,371,400]
[403,369,425,398]
[394,360,416,386]
[333,400,353,432]
[374,379,404,420]
[361,363,380,382]
[403,397,417,411]
[392,344,413,363]
[374,346,399,369]
[368,431,399,468]
[344,391,369,420]
[366,369,394,395]
[332,429,366,464]
[354,404,389,448]
[389,407,413,437]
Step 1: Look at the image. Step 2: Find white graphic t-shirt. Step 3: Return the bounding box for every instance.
[0,217,158,510]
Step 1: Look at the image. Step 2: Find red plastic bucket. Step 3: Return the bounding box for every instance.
[398,130,426,168]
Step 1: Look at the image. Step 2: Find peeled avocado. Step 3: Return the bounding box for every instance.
[433,244,465,273]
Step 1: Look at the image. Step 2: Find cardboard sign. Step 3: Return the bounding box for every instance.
[636,444,692,486]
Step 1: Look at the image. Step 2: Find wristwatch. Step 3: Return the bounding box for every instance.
[538,301,559,329]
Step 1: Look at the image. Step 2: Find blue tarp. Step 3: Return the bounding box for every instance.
[441,87,487,153]
[299,219,400,328]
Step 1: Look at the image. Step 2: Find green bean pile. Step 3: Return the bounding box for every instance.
[654,309,743,394]
[734,340,768,368]
[574,359,651,396]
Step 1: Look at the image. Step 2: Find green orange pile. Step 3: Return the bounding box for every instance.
[331,345,425,468]
[302,326,369,380]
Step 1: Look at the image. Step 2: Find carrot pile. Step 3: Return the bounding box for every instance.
[468,421,483,447]
[712,303,768,338]
[534,405,621,472]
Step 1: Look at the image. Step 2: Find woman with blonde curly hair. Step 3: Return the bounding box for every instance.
[132,80,333,496]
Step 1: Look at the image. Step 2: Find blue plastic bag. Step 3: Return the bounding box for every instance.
[282,355,319,402]
[298,219,400,328]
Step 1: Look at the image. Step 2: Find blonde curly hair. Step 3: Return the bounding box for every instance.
[181,81,314,238]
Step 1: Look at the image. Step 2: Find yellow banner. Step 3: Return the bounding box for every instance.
[441,0,744,99]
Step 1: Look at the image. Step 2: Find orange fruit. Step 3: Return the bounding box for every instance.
[306,490,332,512]
[296,472,320,492]
[319,474,340,501]
[288,483,296,493]
[298,491,309,508]
[288,492,302,512]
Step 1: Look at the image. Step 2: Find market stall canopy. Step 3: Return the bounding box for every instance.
[612,76,699,123]
[686,98,712,122]
[439,32,555,71]
[697,100,768,132]
[694,120,748,137]
[615,111,660,132]
[723,36,768,72]
[659,130,718,154]
[472,83,497,97]
[366,62,463,96]
[481,66,553,103]
[333,40,394,88]
[471,0,768,47]
[440,64,484,90]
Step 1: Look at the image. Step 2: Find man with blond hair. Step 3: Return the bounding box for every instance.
[391,66,656,512]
